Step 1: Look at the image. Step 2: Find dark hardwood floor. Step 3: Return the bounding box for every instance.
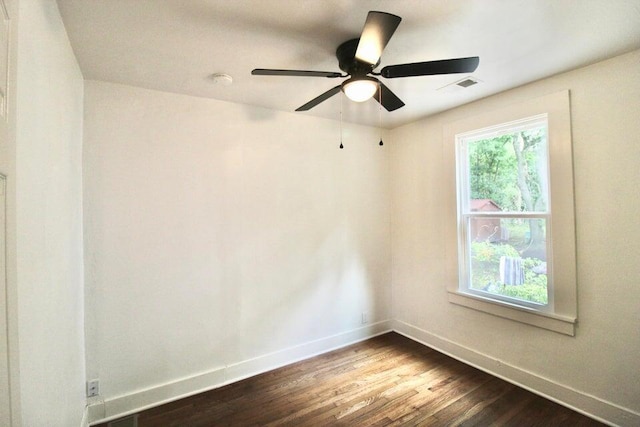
[96,332,603,426]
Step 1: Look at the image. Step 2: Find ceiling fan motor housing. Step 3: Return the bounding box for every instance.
[336,39,379,77]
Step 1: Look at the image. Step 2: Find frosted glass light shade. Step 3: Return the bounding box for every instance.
[343,78,378,102]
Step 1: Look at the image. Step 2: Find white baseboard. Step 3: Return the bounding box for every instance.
[392,319,640,427]
[88,319,638,427]
[87,320,392,425]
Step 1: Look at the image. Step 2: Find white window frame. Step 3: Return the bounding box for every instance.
[443,90,577,336]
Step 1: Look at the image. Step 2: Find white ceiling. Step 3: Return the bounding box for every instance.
[56,0,640,129]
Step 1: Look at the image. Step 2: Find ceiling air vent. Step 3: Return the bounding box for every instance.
[437,76,482,93]
[456,77,479,88]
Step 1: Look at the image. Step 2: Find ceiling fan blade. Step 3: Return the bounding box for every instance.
[374,82,405,112]
[381,56,480,78]
[252,69,343,78]
[355,11,402,65]
[295,85,342,111]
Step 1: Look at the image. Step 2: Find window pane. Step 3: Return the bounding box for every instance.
[468,218,548,305]
[465,125,548,213]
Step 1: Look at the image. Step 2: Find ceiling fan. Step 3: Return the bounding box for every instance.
[252,11,479,112]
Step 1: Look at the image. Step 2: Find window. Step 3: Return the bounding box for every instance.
[444,91,577,335]
[458,115,551,309]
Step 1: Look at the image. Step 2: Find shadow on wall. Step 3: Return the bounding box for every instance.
[236,218,377,360]
[242,104,279,122]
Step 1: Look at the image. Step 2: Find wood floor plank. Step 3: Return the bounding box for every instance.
[386,370,493,425]
[95,333,604,427]
[458,384,534,427]
[424,376,514,425]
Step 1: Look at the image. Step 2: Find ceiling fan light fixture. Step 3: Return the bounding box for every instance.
[342,77,378,102]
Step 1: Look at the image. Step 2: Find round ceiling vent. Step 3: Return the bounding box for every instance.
[210,73,233,86]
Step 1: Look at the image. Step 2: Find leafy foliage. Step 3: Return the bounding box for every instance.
[470,241,548,304]
[467,128,546,212]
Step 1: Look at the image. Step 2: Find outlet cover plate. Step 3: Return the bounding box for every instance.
[87,379,99,397]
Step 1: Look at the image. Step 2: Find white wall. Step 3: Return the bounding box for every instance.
[390,49,640,425]
[0,0,19,424]
[15,1,85,425]
[83,81,391,419]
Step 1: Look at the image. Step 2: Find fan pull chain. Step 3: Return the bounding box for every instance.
[339,91,344,149]
[378,83,383,146]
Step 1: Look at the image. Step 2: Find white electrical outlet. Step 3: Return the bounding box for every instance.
[87,379,100,397]
[361,312,369,324]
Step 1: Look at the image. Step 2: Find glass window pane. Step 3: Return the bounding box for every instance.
[468,218,548,305]
[465,125,549,213]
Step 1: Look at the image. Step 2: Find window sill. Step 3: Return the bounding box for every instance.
[448,291,576,336]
